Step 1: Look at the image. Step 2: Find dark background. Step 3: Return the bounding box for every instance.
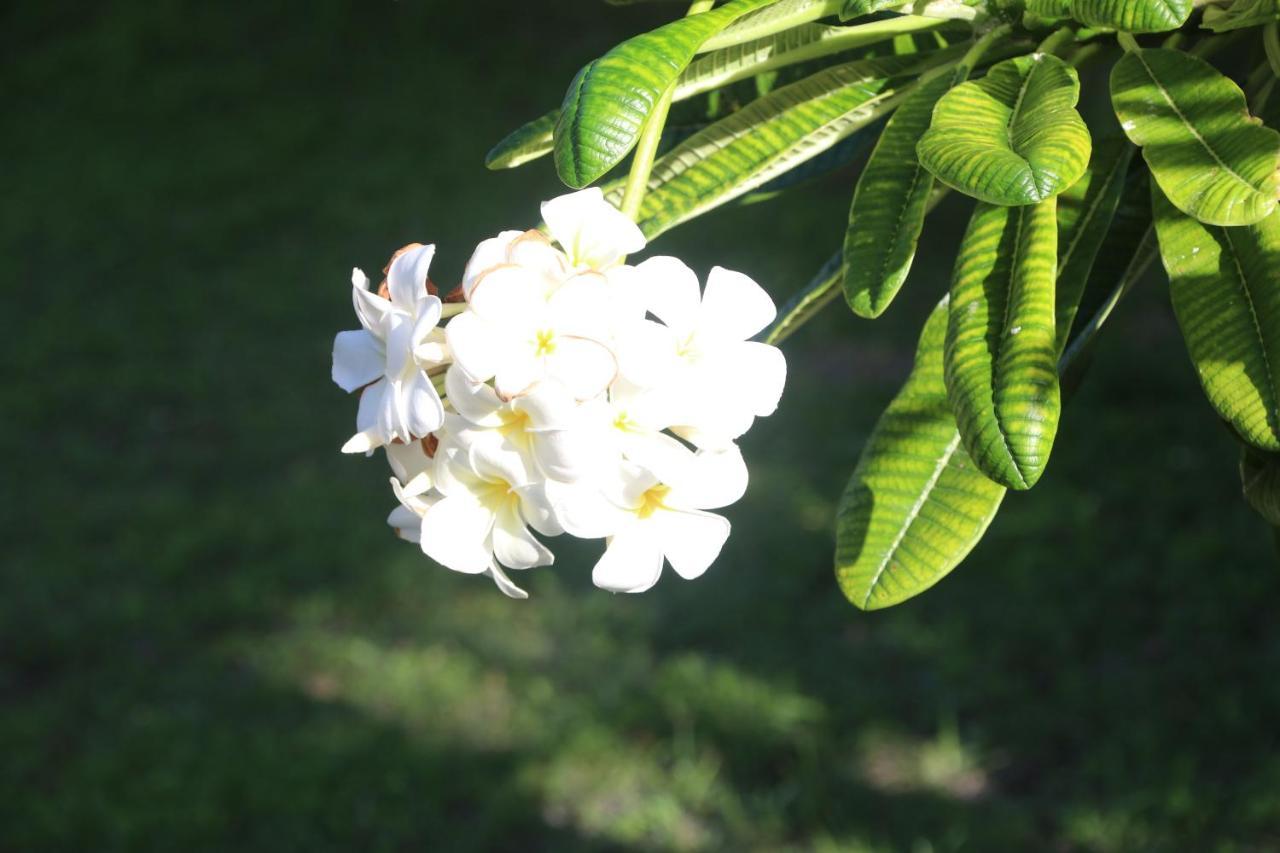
[4,2,1278,850]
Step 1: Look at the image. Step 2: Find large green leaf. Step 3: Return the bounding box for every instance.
[843,67,962,318]
[835,190,1145,610]
[1242,446,1280,525]
[700,0,845,52]
[835,298,1009,610]
[1152,186,1280,452]
[1201,0,1278,31]
[1052,137,1134,350]
[918,53,1091,206]
[945,199,1061,490]
[1070,0,1193,32]
[553,0,775,188]
[606,51,947,238]
[1111,48,1280,226]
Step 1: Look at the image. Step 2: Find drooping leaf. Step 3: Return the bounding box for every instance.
[486,110,558,170]
[1242,445,1280,525]
[606,51,951,238]
[835,298,1009,610]
[843,67,962,318]
[762,251,844,345]
[553,0,776,188]
[835,193,1147,610]
[1152,186,1280,452]
[749,116,882,197]
[945,199,1061,490]
[700,0,845,52]
[1069,0,1193,32]
[1201,0,1278,31]
[1052,136,1134,350]
[1111,47,1280,226]
[918,53,1092,206]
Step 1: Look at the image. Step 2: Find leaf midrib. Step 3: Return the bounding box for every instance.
[1221,226,1280,432]
[989,205,1034,489]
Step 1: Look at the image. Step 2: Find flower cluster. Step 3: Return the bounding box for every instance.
[331,189,786,598]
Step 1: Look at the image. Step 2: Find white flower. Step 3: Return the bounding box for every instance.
[462,229,568,299]
[446,265,618,399]
[445,366,592,482]
[385,437,435,497]
[619,258,787,450]
[542,187,645,272]
[386,474,529,600]
[333,244,448,453]
[419,441,562,578]
[553,446,748,593]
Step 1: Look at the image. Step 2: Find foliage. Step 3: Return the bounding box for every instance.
[491,0,1280,609]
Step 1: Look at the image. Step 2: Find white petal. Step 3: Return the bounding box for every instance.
[470,441,534,488]
[487,562,530,599]
[494,346,542,399]
[547,272,614,340]
[445,364,502,426]
[468,264,545,324]
[545,337,616,400]
[385,313,415,382]
[654,507,729,580]
[514,481,564,536]
[420,496,495,574]
[352,268,393,336]
[698,265,777,342]
[414,326,451,365]
[387,505,423,542]
[618,429,696,480]
[386,244,436,312]
[345,380,389,452]
[411,295,444,347]
[492,507,554,570]
[717,341,787,417]
[664,445,748,510]
[332,329,385,392]
[636,256,701,335]
[445,310,503,383]
[405,370,445,437]
[593,526,664,593]
[463,231,522,296]
[506,231,569,289]
[545,479,630,539]
[341,429,379,454]
[385,440,433,489]
[542,188,645,269]
[612,319,679,389]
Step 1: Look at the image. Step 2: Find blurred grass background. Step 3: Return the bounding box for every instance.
[3,1,1279,850]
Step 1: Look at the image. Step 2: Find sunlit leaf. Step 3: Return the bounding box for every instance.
[486,110,558,170]
[554,0,776,188]
[700,0,845,52]
[842,67,963,318]
[1070,0,1193,32]
[1111,47,1280,226]
[1152,186,1280,451]
[945,199,1061,490]
[918,53,1091,205]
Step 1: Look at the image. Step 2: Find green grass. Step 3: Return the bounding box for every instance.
[3,2,1279,850]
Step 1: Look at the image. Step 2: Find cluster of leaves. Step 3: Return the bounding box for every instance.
[487,0,1280,609]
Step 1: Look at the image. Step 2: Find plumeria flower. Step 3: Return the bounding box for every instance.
[554,446,749,593]
[576,378,695,476]
[419,441,562,580]
[332,243,448,453]
[446,265,617,399]
[386,474,529,600]
[462,229,568,299]
[444,366,592,482]
[541,187,645,272]
[385,437,435,497]
[619,257,786,450]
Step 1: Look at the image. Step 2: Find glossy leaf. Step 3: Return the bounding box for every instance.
[1111,48,1280,226]
[1242,446,1280,525]
[486,110,557,170]
[607,52,946,239]
[553,0,775,188]
[700,0,844,52]
[843,67,962,318]
[1152,186,1280,452]
[1201,0,1279,31]
[1052,137,1134,350]
[835,298,1009,610]
[918,53,1091,206]
[1070,0,1193,32]
[945,199,1061,490]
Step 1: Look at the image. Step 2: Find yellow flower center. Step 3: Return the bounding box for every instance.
[534,329,557,357]
[496,408,533,451]
[478,478,519,511]
[636,484,671,520]
[613,410,638,433]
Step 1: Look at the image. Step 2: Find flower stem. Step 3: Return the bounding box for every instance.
[957,23,1012,75]
[1116,31,1141,53]
[619,0,716,224]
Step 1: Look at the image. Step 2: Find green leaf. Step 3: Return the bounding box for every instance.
[486,110,558,170]
[607,51,947,238]
[1201,0,1279,32]
[834,298,1009,610]
[553,0,776,188]
[1242,446,1280,525]
[945,199,1061,490]
[1069,0,1193,32]
[840,0,903,19]
[700,0,845,52]
[1152,186,1280,452]
[762,251,844,345]
[1111,47,1280,227]
[1052,136,1135,350]
[843,67,961,318]
[918,53,1092,206]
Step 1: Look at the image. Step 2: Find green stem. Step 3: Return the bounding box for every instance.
[1265,24,1280,79]
[1036,26,1077,56]
[620,0,715,224]
[1116,31,1141,53]
[441,302,467,318]
[958,23,1012,75]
